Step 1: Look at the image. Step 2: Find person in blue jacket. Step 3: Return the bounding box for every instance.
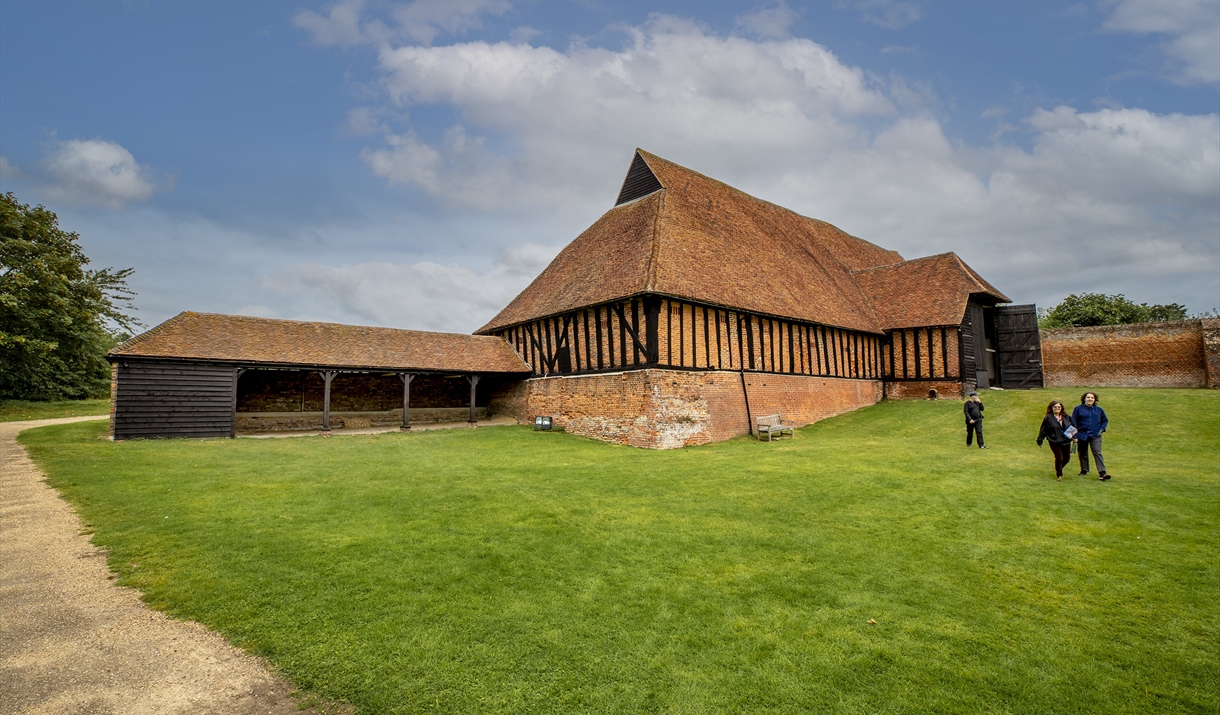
[1071,391,1113,481]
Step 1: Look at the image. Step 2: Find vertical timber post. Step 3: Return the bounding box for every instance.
[321,370,336,432]
[644,296,661,364]
[230,367,247,439]
[466,375,480,425]
[398,373,415,430]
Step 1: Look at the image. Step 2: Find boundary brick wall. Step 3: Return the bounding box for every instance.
[1040,320,1217,388]
[490,368,881,449]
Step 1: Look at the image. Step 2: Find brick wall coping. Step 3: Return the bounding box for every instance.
[1041,319,1203,339]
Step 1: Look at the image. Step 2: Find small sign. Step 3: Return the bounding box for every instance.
[534,416,553,431]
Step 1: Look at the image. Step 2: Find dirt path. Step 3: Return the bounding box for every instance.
[0,417,341,715]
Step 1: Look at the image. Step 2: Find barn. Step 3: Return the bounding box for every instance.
[108,149,1043,447]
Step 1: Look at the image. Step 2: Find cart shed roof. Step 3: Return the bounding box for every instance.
[109,312,531,374]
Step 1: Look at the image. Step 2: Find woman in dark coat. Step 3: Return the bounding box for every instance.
[1072,391,1112,480]
[1036,400,1075,481]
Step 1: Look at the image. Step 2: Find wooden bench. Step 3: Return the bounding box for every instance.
[756,414,795,441]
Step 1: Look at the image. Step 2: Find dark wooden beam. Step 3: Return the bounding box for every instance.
[320,370,337,431]
[611,302,646,365]
[404,373,420,426]
[466,375,480,424]
[644,296,661,364]
[229,367,247,438]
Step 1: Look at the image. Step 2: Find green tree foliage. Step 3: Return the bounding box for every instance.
[0,193,139,400]
[1038,293,1188,329]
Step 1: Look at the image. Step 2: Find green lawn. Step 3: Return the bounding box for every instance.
[1,398,109,422]
[19,388,1219,714]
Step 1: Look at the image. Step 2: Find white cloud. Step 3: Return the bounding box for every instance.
[1102,0,1220,84]
[259,242,558,332]
[363,18,893,210]
[734,1,799,39]
[293,0,367,46]
[309,14,1218,317]
[294,0,510,47]
[42,139,163,208]
[839,0,923,29]
[0,156,24,181]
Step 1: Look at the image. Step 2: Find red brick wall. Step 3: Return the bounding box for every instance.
[1040,321,1208,388]
[490,368,881,449]
[884,380,963,400]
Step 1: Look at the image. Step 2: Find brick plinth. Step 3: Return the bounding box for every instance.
[885,380,963,400]
[1040,321,1207,388]
[490,369,881,449]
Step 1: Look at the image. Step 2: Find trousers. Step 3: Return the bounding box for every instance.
[966,421,984,447]
[1049,443,1071,477]
[1078,436,1106,474]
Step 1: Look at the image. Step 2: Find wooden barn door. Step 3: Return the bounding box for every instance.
[995,304,1044,389]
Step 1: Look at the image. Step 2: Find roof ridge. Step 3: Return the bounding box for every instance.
[851,252,956,274]
[644,189,665,292]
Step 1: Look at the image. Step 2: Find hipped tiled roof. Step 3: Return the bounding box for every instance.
[110,312,531,373]
[852,253,1010,329]
[478,150,972,335]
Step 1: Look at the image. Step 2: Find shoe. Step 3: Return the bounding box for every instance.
[1078,471,1089,476]
[1101,474,1112,481]
[1056,476,1063,482]
[979,446,989,449]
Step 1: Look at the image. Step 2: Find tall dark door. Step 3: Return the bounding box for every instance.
[969,302,989,389]
[995,304,1044,389]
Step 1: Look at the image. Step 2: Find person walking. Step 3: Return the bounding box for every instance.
[964,391,987,449]
[1071,391,1113,481]
[1037,400,1075,481]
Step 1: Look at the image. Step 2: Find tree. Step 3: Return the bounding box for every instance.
[0,193,139,400]
[1038,293,1188,329]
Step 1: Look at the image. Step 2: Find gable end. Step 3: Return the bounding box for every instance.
[615,152,664,205]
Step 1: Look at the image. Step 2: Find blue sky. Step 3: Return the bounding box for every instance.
[2,0,1217,333]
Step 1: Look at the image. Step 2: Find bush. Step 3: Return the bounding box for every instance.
[1038,293,1187,329]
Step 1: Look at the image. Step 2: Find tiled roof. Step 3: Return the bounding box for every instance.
[478,149,910,335]
[852,253,1011,329]
[110,312,531,373]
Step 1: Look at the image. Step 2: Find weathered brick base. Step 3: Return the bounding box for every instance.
[1203,319,1220,389]
[490,369,881,449]
[1041,321,1210,388]
[884,380,964,400]
[236,407,488,432]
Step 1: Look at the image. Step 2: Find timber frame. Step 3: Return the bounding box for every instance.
[492,294,886,380]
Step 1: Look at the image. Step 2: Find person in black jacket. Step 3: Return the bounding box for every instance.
[964,391,986,448]
[1036,400,1075,481]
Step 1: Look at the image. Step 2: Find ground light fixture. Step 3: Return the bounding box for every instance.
[534,416,553,431]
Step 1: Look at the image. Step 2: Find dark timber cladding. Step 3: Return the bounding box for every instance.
[112,358,237,439]
[615,153,664,205]
[495,295,885,379]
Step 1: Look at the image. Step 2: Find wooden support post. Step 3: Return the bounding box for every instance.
[466,375,480,424]
[644,296,661,364]
[321,370,337,431]
[398,373,415,430]
[230,367,247,439]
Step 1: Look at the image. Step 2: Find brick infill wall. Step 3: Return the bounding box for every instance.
[490,368,881,450]
[1040,320,1216,388]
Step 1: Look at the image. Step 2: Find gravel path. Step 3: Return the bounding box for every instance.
[0,417,342,715]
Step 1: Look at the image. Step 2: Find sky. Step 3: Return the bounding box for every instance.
[2,0,1218,334]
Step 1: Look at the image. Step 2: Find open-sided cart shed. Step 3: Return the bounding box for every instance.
[107,312,531,440]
